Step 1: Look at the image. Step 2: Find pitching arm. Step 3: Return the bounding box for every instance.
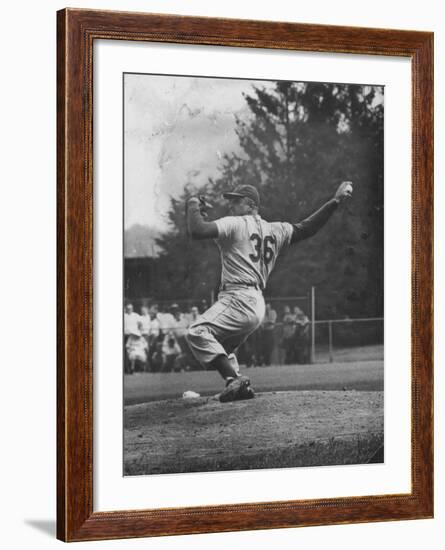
[186,197,218,240]
[291,181,353,244]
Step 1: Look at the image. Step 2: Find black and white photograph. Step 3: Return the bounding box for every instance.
[123,73,384,476]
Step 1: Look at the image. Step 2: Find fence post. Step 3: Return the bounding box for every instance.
[328,320,333,363]
[311,286,315,364]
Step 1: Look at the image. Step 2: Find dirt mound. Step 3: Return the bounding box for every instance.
[124,390,383,476]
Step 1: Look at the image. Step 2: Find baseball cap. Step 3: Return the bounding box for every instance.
[223,185,260,206]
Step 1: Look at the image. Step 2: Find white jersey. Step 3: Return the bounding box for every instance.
[214,215,293,290]
[124,312,141,335]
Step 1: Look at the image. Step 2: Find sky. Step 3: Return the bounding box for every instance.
[124,75,383,232]
[124,74,274,230]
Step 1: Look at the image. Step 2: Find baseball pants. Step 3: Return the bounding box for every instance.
[186,287,265,368]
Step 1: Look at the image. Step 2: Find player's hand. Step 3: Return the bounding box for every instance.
[334,181,353,203]
[198,195,212,210]
[187,196,201,207]
[198,195,212,219]
[187,196,212,218]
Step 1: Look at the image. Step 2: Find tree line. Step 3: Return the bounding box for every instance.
[152,81,383,319]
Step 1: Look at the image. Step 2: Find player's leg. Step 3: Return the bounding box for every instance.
[186,289,264,401]
[216,329,259,402]
[228,353,240,375]
[187,314,258,379]
[207,352,240,383]
[186,292,238,373]
[209,353,239,380]
[186,322,240,381]
[186,316,224,366]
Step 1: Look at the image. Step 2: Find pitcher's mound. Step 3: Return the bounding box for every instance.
[124,390,383,476]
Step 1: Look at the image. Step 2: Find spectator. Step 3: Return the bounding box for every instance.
[139,305,151,343]
[183,306,202,371]
[125,329,148,374]
[188,306,200,324]
[124,303,140,339]
[124,304,141,372]
[147,305,163,370]
[162,331,182,372]
[170,304,189,359]
[150,340,165,372]
[159,305,175,332]
[281,305,297,364]
[293,306,310,364]
[260,302,277,366]
[148,304,161,337]
[170,304,189,337]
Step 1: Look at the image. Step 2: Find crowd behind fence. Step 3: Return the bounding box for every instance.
[123,299,383,374]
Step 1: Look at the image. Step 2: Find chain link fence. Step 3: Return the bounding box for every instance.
[237,318,383,367]
[312,318,383,364]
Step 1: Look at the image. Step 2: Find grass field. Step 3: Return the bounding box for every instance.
[124,358,383,405]
[315,344,383,364]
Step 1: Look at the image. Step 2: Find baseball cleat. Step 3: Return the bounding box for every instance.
[219,375,255,403]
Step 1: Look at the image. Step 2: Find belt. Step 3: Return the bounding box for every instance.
[220,281,263,291]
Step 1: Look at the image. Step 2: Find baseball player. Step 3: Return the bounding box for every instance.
[185,182,353,402]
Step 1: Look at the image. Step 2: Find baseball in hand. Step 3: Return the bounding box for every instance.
[335,181,353,202]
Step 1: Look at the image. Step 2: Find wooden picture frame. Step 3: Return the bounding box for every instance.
[57,8,433,542]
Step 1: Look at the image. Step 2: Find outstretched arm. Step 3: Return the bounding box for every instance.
[291,181,353,244]
[186,197,218,240]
